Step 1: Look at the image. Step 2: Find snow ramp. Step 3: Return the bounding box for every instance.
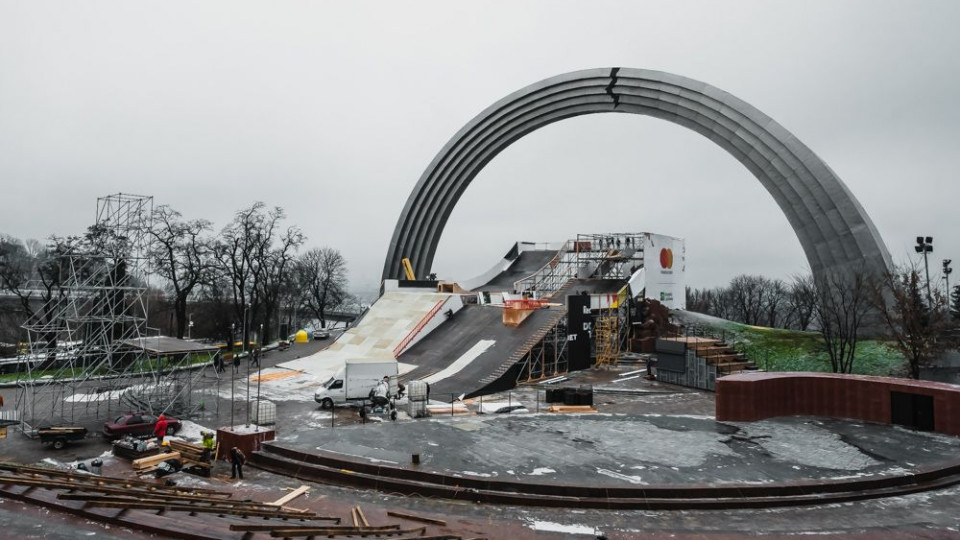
[278,291,457,378]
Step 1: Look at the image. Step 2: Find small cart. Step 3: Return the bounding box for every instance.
[36,426,88,450]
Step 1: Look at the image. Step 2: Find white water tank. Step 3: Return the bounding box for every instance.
[249,400,277,425]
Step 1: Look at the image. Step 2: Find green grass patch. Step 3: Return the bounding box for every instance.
[689,318,907,376]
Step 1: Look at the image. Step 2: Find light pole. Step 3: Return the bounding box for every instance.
[188,313,193,340]
[916,236,933,305]
[242,303,249,354]
[944,259,953,313]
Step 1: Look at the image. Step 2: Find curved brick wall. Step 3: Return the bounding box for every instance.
[716,372,960,436]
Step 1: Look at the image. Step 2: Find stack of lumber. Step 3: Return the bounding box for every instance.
[131,451,180,474]
[546,404,598,413]
[168,439,215,477]
[0,461,481,540]
[426,403,471,415]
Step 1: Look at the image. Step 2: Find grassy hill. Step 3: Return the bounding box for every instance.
[673,311,907,377]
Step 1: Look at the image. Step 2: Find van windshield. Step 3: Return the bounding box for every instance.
[322,377,334,388]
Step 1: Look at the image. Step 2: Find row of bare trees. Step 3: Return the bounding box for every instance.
[0,202,351,349]
[687,267,957,378]
[686,274,817,331]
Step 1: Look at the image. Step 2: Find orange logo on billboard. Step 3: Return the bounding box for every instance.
[659,248,673,269]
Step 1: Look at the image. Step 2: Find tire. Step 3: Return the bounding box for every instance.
[52,438,66,450]
[320,398,334,410]
[169,425,179,435]
[390,410,398,421]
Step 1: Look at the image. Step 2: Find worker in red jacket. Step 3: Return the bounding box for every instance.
[154,414,169,444]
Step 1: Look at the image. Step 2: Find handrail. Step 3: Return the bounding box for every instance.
[392,299,446,358]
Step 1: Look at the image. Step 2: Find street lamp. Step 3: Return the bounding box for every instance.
[915,236,933,305]
[242,303,250,353]
[188,313,193,340]
[944,259,953,313]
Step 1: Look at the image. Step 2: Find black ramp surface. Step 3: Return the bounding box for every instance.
[475,250,558,291]
[400,304,565,398]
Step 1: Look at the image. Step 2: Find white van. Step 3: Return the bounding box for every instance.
[314,358,399,409]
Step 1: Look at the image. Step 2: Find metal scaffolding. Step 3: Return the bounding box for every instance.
[15,194,213,430]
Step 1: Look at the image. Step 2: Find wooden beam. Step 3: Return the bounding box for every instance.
[355,505,370,527]
[0,463,227,495]
[387,510,447,526]
[132,452,180,470]
[266,485,309,507]
[269,526,426,537]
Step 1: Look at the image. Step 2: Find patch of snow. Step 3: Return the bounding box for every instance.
[527,467,556,476]
[527,520,597,535]
[477,401,528,414]
[596,468,645,484]
[462,471,493,477]
[170,420,214,443]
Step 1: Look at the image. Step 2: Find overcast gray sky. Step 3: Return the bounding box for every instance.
[1,1,958,298]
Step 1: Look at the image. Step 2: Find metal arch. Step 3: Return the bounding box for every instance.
[382,68,892,283]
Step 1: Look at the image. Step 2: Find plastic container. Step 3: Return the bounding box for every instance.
[249,400,277,425]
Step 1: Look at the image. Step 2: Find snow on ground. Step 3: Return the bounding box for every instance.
[65,382,157,403]
[734,420,879,470]
[527,520,597,535]
[527,467,556,476]
[42,450,115,472]
[476,401,528,414]
[169,419,214,443]
[230,362,417,403]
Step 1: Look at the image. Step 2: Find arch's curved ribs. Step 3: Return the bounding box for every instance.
[383,68,892,286]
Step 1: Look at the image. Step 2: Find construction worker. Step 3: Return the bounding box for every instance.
[153,414,168,445]
[201,431,215,461]
[229,446,246,480]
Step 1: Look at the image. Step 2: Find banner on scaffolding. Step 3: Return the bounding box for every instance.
[641,234,686,310]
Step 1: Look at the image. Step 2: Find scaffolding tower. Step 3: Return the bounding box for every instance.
[15,194,211,430]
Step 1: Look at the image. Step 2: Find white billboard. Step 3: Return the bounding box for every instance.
[640,233,685,310]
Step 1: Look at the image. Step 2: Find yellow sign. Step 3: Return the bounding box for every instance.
[0,427,7,440]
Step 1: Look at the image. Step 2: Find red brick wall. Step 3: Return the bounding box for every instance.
[716,372,960,436]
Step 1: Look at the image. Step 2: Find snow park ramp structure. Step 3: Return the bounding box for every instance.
[399,303,567,399]
[279,291,458,379]
[473,249,560,292]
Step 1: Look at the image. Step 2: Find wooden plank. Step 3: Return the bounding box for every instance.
[355,505,369,527]
[132,452,180,469]
[231,524,397,532]
[386,510,447,526]
[266,485,309,507]
[80,500,315,519]
[269,526,426,537]
[58,492,306,510]
[351,507,359,527]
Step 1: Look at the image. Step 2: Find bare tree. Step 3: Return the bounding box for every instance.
[788,274,818,331]
[873,267,955,379]
[213,203,303,349]
[258,225,305,344]
[147,205,213,339]
[296,247,348,330]
[814,268,871,373]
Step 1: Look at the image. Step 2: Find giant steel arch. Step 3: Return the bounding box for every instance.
[383,67,892,284]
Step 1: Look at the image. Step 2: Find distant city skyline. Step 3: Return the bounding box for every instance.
[2,1,958,298]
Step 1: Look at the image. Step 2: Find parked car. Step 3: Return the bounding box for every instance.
[314,329,330,340]
[103,413,181,440]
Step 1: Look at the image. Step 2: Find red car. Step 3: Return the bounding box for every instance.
[103,413,181,440]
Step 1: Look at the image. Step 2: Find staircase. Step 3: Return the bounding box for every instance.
[478,310,568,387]
[682,337,754,375]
